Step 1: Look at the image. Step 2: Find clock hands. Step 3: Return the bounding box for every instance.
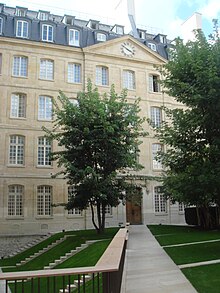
[122,44,133,53]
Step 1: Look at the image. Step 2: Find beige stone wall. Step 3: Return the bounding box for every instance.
[0,36,185,235]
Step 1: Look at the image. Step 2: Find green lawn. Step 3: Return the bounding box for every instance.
[0,227,118,269]
[164,241,220,265]
[148,224,220,246]
[148,224,220,293]
[2,228,119,293]
[182,264,220,293]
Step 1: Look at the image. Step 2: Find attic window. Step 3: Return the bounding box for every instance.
[111,25,124,35]
[139,31,145,39]
[63,15,74,25]
[97,33,106,42]
[38,11,49,21]
[148,43,157,51]
[159,35,166,44]
[87,20,99,30]
[15,7,27,17]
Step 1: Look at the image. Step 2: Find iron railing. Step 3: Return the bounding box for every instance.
[0,228,128,293]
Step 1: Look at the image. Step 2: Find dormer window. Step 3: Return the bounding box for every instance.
[139,30,146,39]
[97,33,106,42]
[0,17,3,35]
[69,29,80,46]
[16,20,28,38]
[159,35,166,44]
[111,25,124,35]
[63,15,75,25]
[38,11,49,21]
[42,24,53,42]
[148,43,157,52]
[15,7,27,17]
[87,20,99,30]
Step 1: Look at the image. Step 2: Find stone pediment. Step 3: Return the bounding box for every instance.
[82,35,167,65]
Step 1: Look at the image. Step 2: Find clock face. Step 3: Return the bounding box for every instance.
[121,42,135,57]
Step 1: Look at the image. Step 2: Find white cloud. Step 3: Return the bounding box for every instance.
[199,0,220,20]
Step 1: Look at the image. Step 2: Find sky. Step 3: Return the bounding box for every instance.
[3,0,220,39]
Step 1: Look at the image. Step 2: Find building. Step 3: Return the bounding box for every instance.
[0,4,185,235]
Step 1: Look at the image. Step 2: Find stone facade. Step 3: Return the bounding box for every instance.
[0,5,185,235]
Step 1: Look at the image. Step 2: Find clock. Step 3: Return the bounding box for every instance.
[121,42,135,57]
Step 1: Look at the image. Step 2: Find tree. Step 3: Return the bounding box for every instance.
[151,31,220,229]
[44,81,147,233]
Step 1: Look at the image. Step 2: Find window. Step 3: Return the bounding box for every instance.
[97,33,106,42]
[69,29,79,46]
[9,135,25,165]
[148,43,157,51]
[13,56,28,77]
[38,137,52,166]
[0,17,3,34]
[154,186,167,213]
[0,53,2,74]
[16,8,26,17]
[10,93,26,118]
[38,96,52,120]
[152,143,163,169]
[150,107,162,127]
[16,20,28,38]
[67,186,81,215]
[123,70,135,90]
[96,66,108,86]
[40,59,54,80]
[149,74,160,92]
[38,12,49,21]
[42,24,53,42]
[179,202,185,213]
[37,186,52,216]
[139,31,145,39]
[68,63,81,83]
[8,185,23,216]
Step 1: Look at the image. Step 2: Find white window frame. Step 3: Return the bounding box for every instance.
[37,137,52,166]
[67,63,81,83]
[42,24,53,42]
[9,135,25,165]
[123,70,135,90]
[10,93,26,118]
[69,29,80,46]
[0,17,3,35]
[0,53,2,75]
[67,186,82,215]
[38,96,53,120]
[37,186,52,216]
[150,107,162,127]
[96,66,108,86]
[149,74,160,92]
[38,12,49,21]
[148,43,157,51]
[154,186,167,213]
[152,143,163,170]
[97,33,106,42]
[16,20,28,38]
[16,8,26,17]
[12,56,28,77]
[40,59,54,80]
[8,185,23,216]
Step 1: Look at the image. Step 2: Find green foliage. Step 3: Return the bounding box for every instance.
[151,30,220,228]
[44,80,146,233]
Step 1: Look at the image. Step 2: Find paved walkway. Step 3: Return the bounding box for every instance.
[121,225,197,293]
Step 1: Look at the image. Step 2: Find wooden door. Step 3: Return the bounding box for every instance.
[126,200,142,224]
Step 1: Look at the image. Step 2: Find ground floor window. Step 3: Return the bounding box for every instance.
[154,186,167,213]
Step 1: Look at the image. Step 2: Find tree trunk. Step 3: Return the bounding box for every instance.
[90,201,99,233]
[199,205,212,230]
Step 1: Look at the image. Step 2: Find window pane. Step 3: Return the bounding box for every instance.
[154,186,167,213]
[38,137,52,166]
[13,56,28,77]
[11,94,26,118]
[67,186,81,215]
[150,107,162,127]
[0,18,3,34]
[96,66,108,86]
[152,143,162,169]
[69,29,79,46]
[68,63,81,83]
[123,70,135,89]
[9,135,24,165]
[38,96,52,120]
[37,186,52,216]
[8,185,23,216]
[40,59,54,80]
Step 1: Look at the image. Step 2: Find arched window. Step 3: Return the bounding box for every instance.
[37,185,52,216]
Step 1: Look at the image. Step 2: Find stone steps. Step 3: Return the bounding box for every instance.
[58,275,92,293]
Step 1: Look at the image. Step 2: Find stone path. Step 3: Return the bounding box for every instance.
[121,225,197,293]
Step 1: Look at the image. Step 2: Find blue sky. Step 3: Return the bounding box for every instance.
[4,0,220,39]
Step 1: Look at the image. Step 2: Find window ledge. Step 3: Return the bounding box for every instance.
[155,213,168,216]
[7,165,25,168]
[6,217,24,220]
